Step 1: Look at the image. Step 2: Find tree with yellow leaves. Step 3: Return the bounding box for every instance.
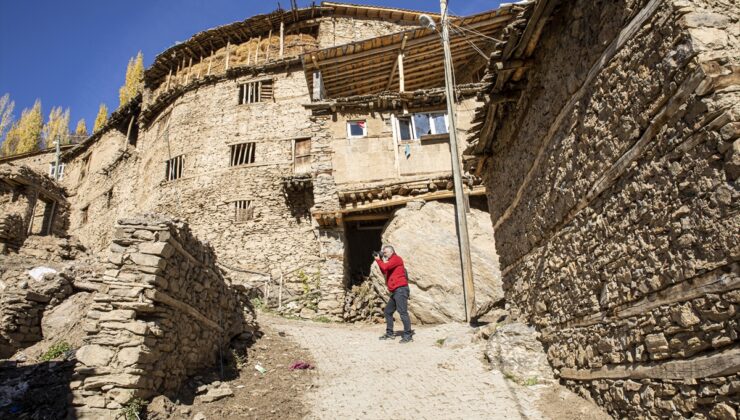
[43,106,71,147]
[12,100,43,155]
[0,93,15,144]
[93,103,108,133]
[119,51,144,107]
[75,119,88,137]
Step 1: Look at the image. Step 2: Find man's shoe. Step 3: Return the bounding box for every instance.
[399,336,413,344]
[379,333,396,340]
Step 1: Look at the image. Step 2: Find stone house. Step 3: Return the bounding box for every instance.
[2,2,525,319]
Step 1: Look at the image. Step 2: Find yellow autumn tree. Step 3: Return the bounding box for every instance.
[93,103,108,133]
[14,100,43,154]
[1,123,19,156]
[43,106,71,147]
[0,93,14,143]
[75,119,88,137]
[119,51,144,107]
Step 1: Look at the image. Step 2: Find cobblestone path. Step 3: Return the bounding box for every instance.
[266,315,609,420]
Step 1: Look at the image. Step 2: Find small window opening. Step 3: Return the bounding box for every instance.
[49,163,65,180]
[238,80,273,104]
[230,142,256,166]
[347,120,367,138]
[80,206,89,225]
[294,138,311,174]
[30,197,56,236]
[397,117,413,141]
[234,200,254,222]
[79,155,91,180]
[106,189,113,208]
[165,155,184,181]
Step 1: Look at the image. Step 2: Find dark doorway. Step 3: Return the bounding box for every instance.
[345,218,386,288]
[29,197,55,236]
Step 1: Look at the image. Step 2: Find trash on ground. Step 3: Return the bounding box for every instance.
[255,364,267,374]
[289,361,314,370]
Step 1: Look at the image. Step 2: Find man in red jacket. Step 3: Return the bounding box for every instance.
[374,245,413,343]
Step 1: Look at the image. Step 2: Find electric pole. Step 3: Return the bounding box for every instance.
[439,0,476,322]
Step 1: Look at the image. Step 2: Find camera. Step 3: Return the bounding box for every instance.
[372,251,381,258]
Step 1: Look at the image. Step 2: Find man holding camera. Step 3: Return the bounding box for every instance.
[374,245,413,343]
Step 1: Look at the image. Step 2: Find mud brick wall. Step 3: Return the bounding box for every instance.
[71,215,256,418]
[480,0,739,418]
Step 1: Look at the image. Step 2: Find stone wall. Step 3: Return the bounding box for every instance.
[71,215,256,418]
[0,164,69,252]
[0,236,85,357]
[317,16,415,49]
[479,0,739,418]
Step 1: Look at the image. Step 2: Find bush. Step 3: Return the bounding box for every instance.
[120,398,145,420]
[39,341,71,362]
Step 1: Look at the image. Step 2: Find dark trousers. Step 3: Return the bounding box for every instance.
[385,286,412,338]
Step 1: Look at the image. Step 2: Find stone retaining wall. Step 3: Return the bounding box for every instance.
[479,0,739,417]
[71,215,256,418]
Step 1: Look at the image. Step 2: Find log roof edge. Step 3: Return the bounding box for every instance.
[144,2,438,88]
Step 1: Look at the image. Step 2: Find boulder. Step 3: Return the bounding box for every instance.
[485,323,554,384]
[369,201,503,323]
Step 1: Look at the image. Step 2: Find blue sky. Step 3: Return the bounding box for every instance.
[0,0,500,134]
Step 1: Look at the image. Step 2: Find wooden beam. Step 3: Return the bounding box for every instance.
[225,40,231,71]
[343,213,391,222]
[279,21,285,59]
[305,15,512,70]
[560,346,740,381]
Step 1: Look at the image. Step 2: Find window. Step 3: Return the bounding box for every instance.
[238,80,273,104]
[49,163,65,180]
[347,120,367,138]
[394,112,448,142]
[234,200,254,222]
[294,138,311,174]
[80,206,89,225]
[106,189,113,208]
[165,155,184,181]
[79,154,91,181]
[230,142,256,166]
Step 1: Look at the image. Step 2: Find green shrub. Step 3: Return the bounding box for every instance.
[120,398,145,420]
[40,341,71,362]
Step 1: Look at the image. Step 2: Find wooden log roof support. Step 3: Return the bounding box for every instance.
[301,3,534,99]
[464,0,556,173]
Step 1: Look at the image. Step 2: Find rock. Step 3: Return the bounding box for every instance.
[369,201,503,324]
[193,413,207,420]
[198,385,234,403]
[671,304,700,327]
[147,395,175,419]
[709,403,736,420]
[644,333,669,355]
[76,344,115,367]
[485,323,554,384]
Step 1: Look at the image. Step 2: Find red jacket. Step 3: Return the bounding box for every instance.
[375,254,408,292]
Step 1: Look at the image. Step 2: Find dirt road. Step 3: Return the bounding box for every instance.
[266,314,610,420]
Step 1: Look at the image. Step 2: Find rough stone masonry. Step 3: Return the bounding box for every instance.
[71,215,256,419]
[475,0,739,418]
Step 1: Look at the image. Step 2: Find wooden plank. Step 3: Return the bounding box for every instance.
[560,346,740,381]
[280,21,285,59]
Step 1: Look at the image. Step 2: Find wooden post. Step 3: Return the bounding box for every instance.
[279,21,285,59]
[185,57,193,84]
[266,29,272,61]
[398,51,405,92]
[166,68,172,90]
[225,40,231,71]
[207,51,213,76]
[197,56,203,78]
[254,36,261,64]
[278,269,284,310]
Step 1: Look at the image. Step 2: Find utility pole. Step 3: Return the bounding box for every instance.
[439,0,476,322]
